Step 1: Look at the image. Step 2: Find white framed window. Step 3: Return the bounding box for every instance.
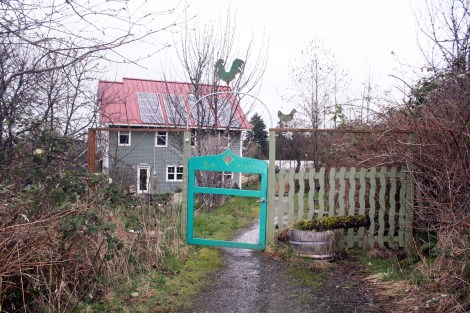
[155,131,168,147]
[224,172,233,180]
[217,171,233,182]
[137,166,150,193]
[118,131,131,146]
[166,165,183,182]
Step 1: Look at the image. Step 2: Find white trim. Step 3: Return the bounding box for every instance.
[137,165,150,193]
[166,165,183,182]
[222,171,233,181]
[118,131,131,146]
[155,131,168,147]
[110,123,163,128]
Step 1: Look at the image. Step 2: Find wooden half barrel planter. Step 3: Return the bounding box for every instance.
[288,228,343,261]
[287,215,369,261]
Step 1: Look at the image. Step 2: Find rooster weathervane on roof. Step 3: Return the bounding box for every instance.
[215,58,245,85]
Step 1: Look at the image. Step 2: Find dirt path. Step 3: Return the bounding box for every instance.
[178,222,392,313]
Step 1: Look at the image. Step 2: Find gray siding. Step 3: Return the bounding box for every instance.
[107,130,242,194]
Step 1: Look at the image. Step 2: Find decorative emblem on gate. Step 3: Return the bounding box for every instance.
[223,153,234,165]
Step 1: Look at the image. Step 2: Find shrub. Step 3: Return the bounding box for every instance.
[0,131,184,311]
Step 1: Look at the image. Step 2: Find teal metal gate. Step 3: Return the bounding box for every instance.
[186,149,268,250]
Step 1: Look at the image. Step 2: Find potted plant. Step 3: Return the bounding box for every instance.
[287,215,370,261]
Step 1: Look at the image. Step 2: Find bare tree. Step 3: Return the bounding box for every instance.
[287,38,350,129]
[346,1,470,310]
[0,2,187,310]
[281,39,350,170]
[160,7,269,210]
[174,6,268,152]
[0,0,182,164]
[416,0,470,73]
[36,58,98,137]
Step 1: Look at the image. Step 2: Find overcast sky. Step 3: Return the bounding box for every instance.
[108,0,429,127]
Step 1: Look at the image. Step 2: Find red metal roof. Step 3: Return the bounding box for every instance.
[98,78,251,129]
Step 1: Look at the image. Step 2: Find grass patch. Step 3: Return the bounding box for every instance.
[359,250,427,285]
[80,246,222,312]
[193,195,260,240]
[284,264,324,289]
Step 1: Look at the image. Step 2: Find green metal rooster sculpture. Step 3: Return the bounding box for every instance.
[215,58,245,85]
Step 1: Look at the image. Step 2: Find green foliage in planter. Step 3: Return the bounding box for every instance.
[293,215,370,231]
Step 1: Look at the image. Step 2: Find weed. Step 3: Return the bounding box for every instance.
[361,250,427,285]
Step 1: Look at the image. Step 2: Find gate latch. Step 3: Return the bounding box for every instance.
[257,198,266,203]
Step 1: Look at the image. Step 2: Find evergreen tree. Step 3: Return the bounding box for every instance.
[243,113,269,158]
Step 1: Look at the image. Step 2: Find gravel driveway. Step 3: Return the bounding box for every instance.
[178,222,392,313]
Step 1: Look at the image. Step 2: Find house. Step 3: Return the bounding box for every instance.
[97,77,251,194]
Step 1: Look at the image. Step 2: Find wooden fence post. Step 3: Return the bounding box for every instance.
[266,130,276,245]
[87,128,96,173]
[181,130,191,242]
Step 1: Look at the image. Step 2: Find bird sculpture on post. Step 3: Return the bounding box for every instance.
[278,109,297,127]
[215,58,245,85]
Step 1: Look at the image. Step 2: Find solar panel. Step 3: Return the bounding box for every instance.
[137,92,164,124]
[187,94,199,123]
[162,94,186,125]
[216,98,241,128]
[187,94,216,127]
